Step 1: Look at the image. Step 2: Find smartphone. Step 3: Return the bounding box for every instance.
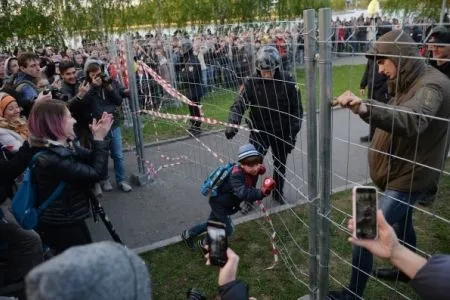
[352,186,378,240]
[206,221,228,267]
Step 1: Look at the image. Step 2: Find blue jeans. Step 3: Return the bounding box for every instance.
[347,189,426,297]
[188,210,233,238]
[103,126,126,183]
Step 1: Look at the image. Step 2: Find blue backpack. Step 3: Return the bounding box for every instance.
[11,152,65,230]
[200,162,236,197]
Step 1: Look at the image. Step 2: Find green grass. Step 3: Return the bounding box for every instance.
[122,64,365,145]
[141,163,450,300]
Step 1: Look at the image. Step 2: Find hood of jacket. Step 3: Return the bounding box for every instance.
[25,241,151,300]
[3,57,14,80]
[83,57,105,77]
[367,30,425,95]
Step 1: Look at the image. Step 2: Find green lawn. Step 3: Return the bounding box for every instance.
[141,163,450,300]
[122,64,366,145]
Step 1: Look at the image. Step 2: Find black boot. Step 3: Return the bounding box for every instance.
[272,190,286,205]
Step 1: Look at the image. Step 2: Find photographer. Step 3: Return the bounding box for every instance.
[59,61,91,145]
[83,59,132,193]
[188,247,249,300]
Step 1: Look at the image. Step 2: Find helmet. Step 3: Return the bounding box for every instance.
[255,46,281,71]
[180,38,193,55]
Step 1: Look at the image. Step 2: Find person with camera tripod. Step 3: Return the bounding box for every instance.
[83,59,132,194]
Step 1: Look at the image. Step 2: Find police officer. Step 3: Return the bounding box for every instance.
[224,46,303,204]
[177,38,204,135]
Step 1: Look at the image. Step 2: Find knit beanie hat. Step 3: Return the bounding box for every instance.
[0,93,16,117]
[26,241,152,300]
[238,144,261,162]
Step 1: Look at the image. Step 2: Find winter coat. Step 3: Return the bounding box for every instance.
[176,51,204,100]
[32,140,109,225]
[228,70,303,138]
[209,165,264,215]
[364,30,450,193]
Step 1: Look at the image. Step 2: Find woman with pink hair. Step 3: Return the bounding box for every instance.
[28,100,113,254]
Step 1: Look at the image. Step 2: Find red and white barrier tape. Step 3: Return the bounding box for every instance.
[255,200,279,269]
[139,62,203,114]
[140,110,258,133]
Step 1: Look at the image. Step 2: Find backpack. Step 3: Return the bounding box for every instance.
[11,151,65,230]
[200,162,236,197]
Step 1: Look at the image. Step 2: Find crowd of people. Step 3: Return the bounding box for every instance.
[0,14,449,300]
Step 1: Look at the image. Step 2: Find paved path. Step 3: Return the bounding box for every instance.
[88,107,371,249]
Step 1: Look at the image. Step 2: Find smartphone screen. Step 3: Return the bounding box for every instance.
[354,187,377,239]
[207,221,228,267]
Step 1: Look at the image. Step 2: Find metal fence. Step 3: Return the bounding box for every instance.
[97,8,450,299]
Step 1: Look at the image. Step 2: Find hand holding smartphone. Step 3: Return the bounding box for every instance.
[206,221,228,267]
[352,186,378,240]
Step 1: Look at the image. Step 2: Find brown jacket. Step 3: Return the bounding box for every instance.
[363,31,450,192]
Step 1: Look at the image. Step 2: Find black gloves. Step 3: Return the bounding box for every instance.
[225,127,238,140]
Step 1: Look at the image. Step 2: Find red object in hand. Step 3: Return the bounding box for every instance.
[261,177,276,195]
[258,164,266,175]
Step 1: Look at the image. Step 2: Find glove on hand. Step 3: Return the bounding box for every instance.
[225,127,238,140]
[261,177,276,196]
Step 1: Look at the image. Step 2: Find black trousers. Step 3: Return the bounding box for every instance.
[37,220,93,255]
[188,97,202,128]
[249,132,292,199]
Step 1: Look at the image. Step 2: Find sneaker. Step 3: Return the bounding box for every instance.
[197,239,208,256]
[93,183,103,197]
[181,230,194,250]
[118,181,132,192]
[101,180,113,192]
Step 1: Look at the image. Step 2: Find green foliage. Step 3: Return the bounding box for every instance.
[0,0,335,45]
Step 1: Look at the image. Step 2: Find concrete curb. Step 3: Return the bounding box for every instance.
[132,180,362,254]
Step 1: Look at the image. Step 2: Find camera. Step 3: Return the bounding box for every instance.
[99,73,113,85]
[43,87,69,102]
[186,288,205,300]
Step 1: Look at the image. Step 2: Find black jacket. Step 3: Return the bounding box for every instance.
[0,142,39,205]
[430,60,450,79]
[176,51,204,100]
[33,140,109,225]
[210,165,264,215]
[360,59,390,102]
[83,83,123,128]
[59,81,89,128]
[228,70,302,138]
[218,280,248,300]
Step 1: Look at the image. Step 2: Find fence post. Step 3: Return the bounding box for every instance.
[318,7,332,300]
[304,8,319,300]
[124,33,151,186]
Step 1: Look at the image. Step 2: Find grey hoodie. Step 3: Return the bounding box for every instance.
[25,242,151,300]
